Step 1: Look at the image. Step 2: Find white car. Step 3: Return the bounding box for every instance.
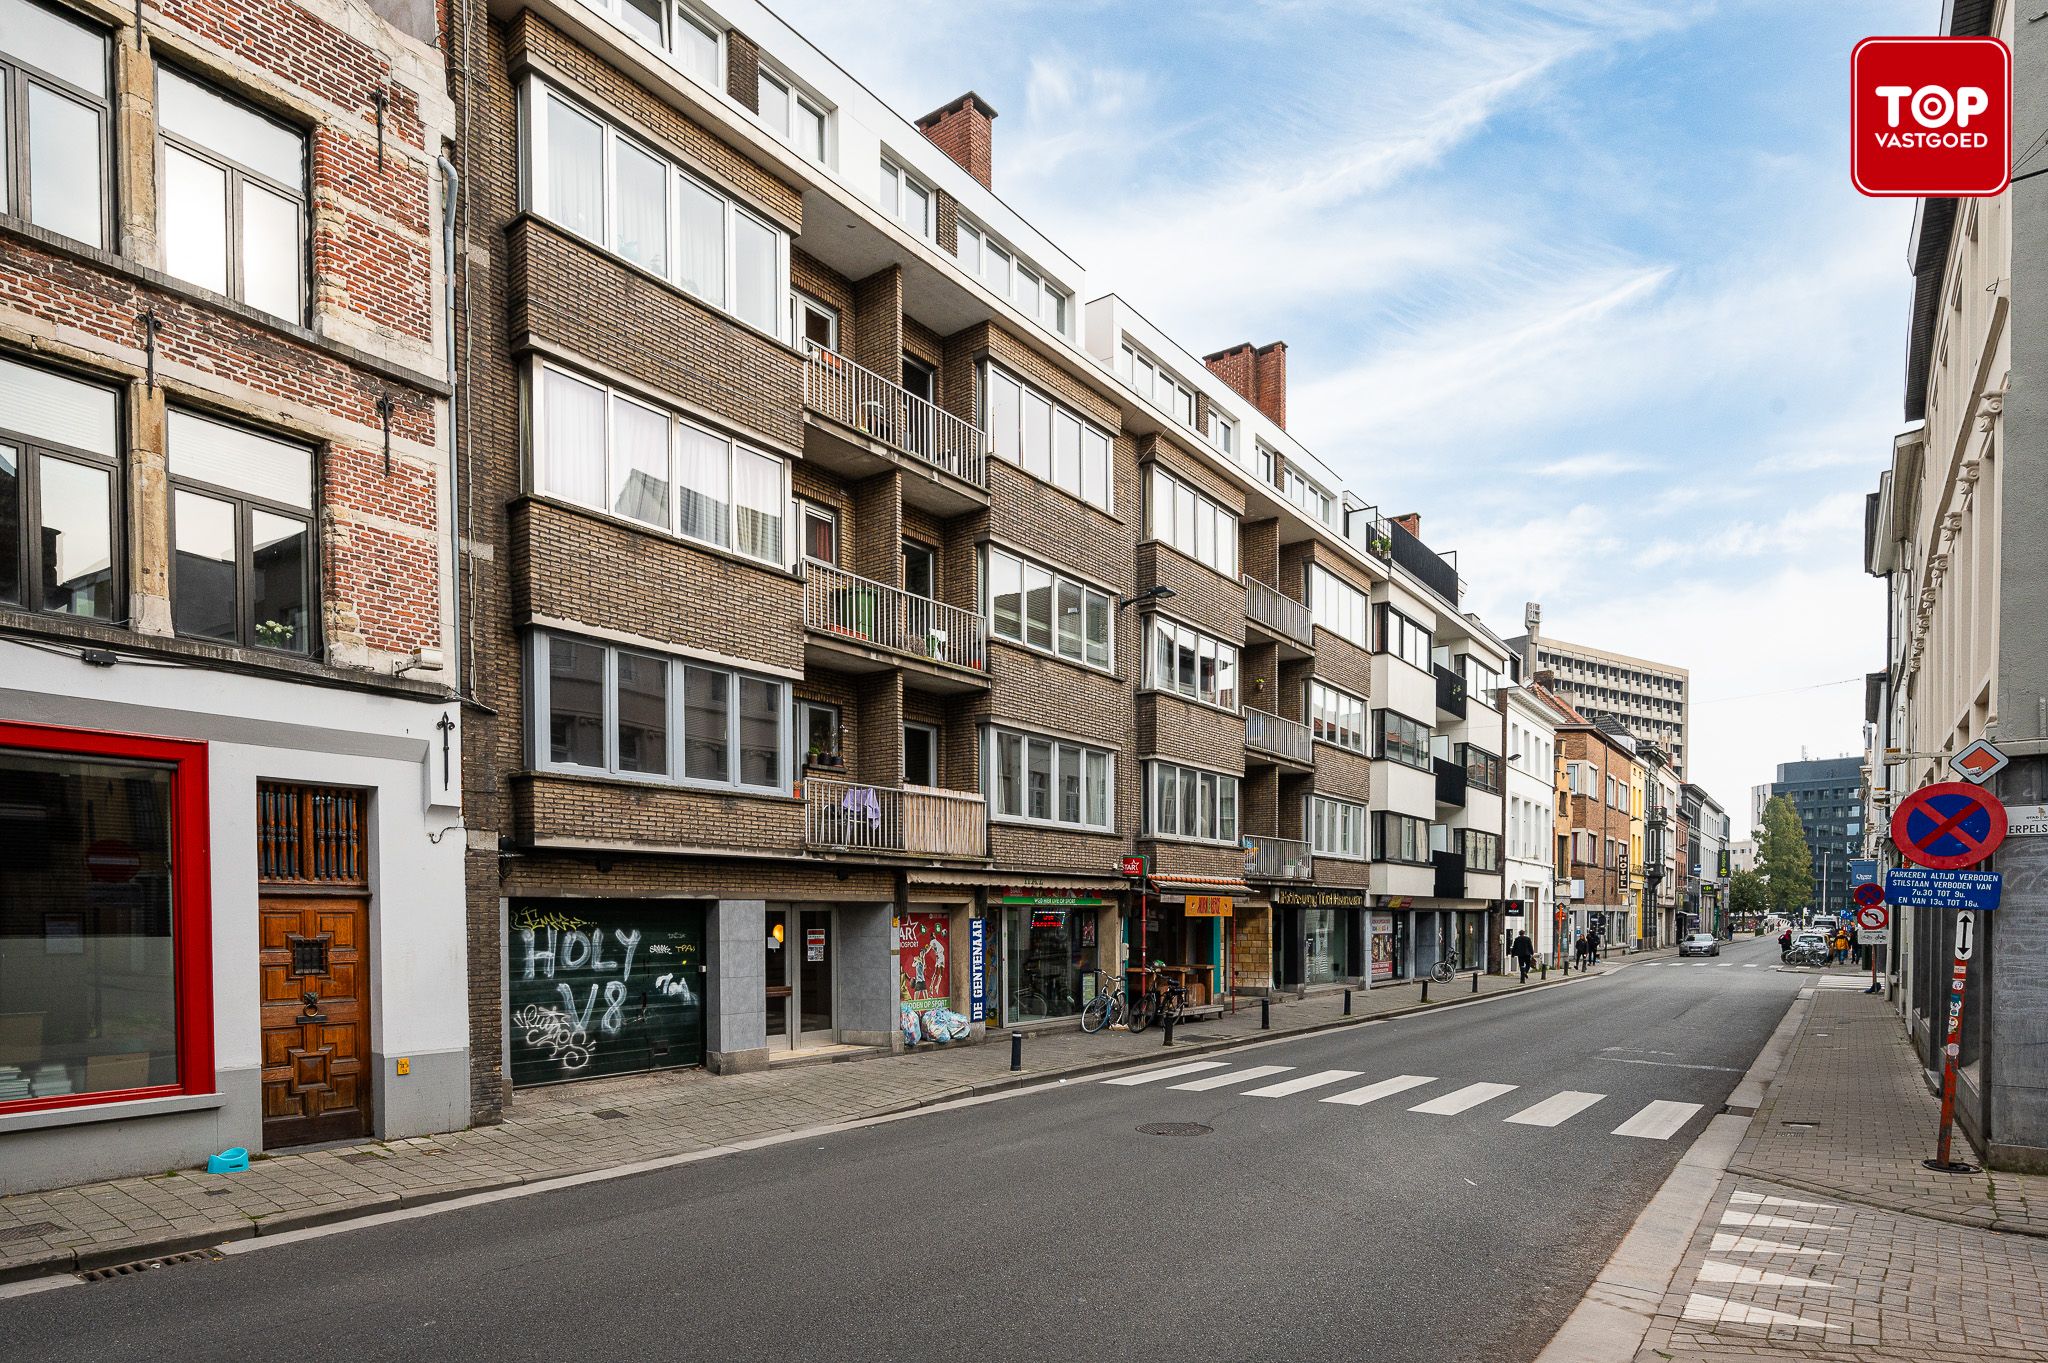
[1679,932,1720,958]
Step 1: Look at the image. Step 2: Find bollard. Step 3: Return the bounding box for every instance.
[1421,978,1430,1003]
[1471,971,1479,993]
[1260,997,1271,1030]
[1009,1030,1022,1072]
[1162,1012,1175,1047]
[1540,960,1548,980]
[1343,988,1353,1016]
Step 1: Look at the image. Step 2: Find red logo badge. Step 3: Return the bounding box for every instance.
[1852,37,2010,197]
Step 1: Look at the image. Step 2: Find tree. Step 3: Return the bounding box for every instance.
[1728,869,1768,929]
[1758,795,1814,919]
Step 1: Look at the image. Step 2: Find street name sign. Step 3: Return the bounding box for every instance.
[2007,804,2048,838]
[1891,782,2007,869]
[1884,867,2002,911]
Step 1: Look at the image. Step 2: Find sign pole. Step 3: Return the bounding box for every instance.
[1925,909,1979,1173]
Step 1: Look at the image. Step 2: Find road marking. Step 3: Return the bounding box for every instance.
[1504,1090,1606,1127]
[1169,1064,1291,1091]
[1681,1293,1841,1330]
[1697,1259,1834,1288]
[1320,1074,1435,1106]
[1101,1061,1228,1086]
[1243,1068,1362,1097]
[1718,1210,1828,1230]
[1710,1233,1837,1256]
[1613,1100,1704,1140]
[1742,963,1759,969]
[1729,1190,1834,1210]
[1596,1056,1744,1072]
[1409,1081,1518,1115]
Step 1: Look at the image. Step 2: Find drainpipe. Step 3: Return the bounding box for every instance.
[436,154,463,696]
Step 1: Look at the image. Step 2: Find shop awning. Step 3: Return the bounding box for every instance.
[1150,876,1254,897]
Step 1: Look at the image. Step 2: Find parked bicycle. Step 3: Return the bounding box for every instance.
[1141,963,1188,1030]
[1786,942,1829,968]
[1430,946,1463,985]
[1080,975,1129,1034]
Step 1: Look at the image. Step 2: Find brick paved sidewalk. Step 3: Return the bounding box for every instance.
[1630,982,2048,1362]
[0,950,1650,1282]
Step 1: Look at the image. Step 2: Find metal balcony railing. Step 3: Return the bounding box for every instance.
[1243,576,1314,649]
[1434,756,1467,808]
[802,347,987,488]
[1246,834,1314,881]
[1434,663,1468,719]
[804,559,987,673]
[1245,708,1315,765]
[803,777,988,858]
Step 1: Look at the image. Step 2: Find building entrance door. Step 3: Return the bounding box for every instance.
[798,909,835,1041]
[259,893,371,1147]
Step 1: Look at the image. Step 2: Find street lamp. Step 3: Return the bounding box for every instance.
[1117,585,1176,611]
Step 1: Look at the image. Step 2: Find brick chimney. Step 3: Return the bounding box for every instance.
[916,93,997,190]
[1392,513,1421,538]
[1203,341,1287,429]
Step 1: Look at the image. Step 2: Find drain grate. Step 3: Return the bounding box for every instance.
[78,1248,223,1282]
[1136,1122,1212,1137]
[1781,1120,1820,1129]
[0,1220,61,1245]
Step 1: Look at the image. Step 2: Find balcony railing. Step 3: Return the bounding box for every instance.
[1434,663,1467,719]
[803,777,988,858]
[1246,834,1314,881]
[1432,848,1467,899]
[1244,576,1314,649]
[802,347,987,488]
[1434,756,1467,808]
[804,559,987,673]
[1245,708,1315,765]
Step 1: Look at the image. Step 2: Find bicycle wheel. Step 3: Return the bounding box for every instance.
[1126,996,1150,1033]
[1161,993,1185,1028]
[1081,992,1113,1033]
[1018,990,1048,1019]
[1431,960,1454,985]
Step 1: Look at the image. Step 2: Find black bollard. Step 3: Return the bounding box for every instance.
[1540,960,1548,980]
[1421,979,1430,1003]
[1009,1031,1022,1072]
[1343,988,1352,1016]
[1260,997,1271,1030]
[1162,1012,1175,1047]
[1471,971,1479,993]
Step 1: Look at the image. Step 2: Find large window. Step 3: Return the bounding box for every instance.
[0,725,214,1115]
[1375,812,1430,865]
[0,0,109,246]
[1147,761,1239,845]
[984,545,1111,669]
[1458,743,1502,794]
[1377,604,1432,671]
[526,77,786,338]
[987,727,1112,831]
[1116,343,1195,428]
[1284,468,1336,527]
[878,158,932,238]
[1145,466,1237,578]
[533,631,786,792]
[0,353,119,619]
[168,408,315,653]
[1462,829,1501,872]
[1312,795,1365,860]
[158,66,306,321]
[1146,617,1238,710]
[584,0,721,86]
[1375,709,1431,770]
[982,363,1112,511]
[1308,564,1366,647]
[532,359,787,567]
[756,64,827,163]
[955,221,1069,335]
[1308,681,1366,752]
[1461,655,1503,706]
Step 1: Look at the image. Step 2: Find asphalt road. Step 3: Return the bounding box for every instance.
[4,936,1802,1363]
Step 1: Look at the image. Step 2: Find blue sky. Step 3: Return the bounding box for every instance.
[771,0,1932,823]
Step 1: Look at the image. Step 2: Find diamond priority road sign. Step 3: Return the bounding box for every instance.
[1949,737,2010,785]
[1890,782,2008,870]
[1883,867,2002,912]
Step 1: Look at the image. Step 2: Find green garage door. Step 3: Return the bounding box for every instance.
[507,899,706,1087]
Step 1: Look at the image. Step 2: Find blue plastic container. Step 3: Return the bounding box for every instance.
[206,1147,249,1174]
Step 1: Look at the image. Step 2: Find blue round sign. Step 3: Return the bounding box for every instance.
[1891,782,2007,870]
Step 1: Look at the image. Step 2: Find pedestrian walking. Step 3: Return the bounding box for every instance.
[1511,931,1535,984]
[1778,926,1793,961]
[1572,932,1588,969]
[1831,925,1849,965]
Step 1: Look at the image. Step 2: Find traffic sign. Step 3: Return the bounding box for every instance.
[1855,903,1888,931]
[1950,738,2010,785]
[1954,911,1976,960]
[1853,882,1885,908]
[1891,782,2008,869]
[1884,867,2002,911]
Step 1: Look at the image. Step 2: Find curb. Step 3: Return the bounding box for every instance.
[0,963,1628,1286]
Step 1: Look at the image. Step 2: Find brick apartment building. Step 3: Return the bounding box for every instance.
[1538,684,1642,948]
[0,0,465,1190]
[440,0,1516,1114]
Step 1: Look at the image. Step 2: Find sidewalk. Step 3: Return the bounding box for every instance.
[0,951,1651,1283]
[1627,973,2048,1362]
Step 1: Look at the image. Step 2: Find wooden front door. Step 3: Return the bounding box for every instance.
[260,894,371,1145]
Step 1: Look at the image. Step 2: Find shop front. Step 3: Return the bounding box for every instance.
[992,890,1110,1027]
[1270,886,1366,988]
[1136,876,1253,1007]
[508,899,707,1086]
[1370,909,1407,982]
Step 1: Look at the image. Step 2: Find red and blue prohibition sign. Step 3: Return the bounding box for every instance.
[1890,782,2007,870]
[1853,882,1885,909]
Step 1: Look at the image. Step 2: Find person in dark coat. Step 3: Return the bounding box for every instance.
[1779,926,1794,960]
[1511,931,1536,984]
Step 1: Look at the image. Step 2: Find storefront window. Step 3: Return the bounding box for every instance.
[0,742,186,1106]
[1370,911,1403,981]
[1005,905,1094,1022]
[1303,908,1347,985]
[1455,912,1486,973]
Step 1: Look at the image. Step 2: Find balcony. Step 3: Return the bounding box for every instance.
[802,348,986,514]
[1390,518,1461,609]
[1434,664,1467,720]
[1243,576,1314,655]
[1245,708,1315,766]
[1246,834,1314,882]
[803,559,989,691]
[1434,757,1467,809]
[803,778,988,859]
[1432,848,1467,899]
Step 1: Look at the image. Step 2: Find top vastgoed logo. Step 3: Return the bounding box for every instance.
[1851,36,2011,197]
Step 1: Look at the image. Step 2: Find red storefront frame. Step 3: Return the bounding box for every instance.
[0,720,215,1116]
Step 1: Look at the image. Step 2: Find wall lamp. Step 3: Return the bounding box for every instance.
[1117,585,1176,611]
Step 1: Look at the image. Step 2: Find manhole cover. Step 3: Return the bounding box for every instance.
[1137,1122,1212,1137]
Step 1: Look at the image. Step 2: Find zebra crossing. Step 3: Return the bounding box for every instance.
[1100,1061,1704,1140]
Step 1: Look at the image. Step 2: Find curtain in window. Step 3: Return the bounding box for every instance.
[732,447,783,563]
[609,395,670,529]
[675,420,730,547]
[732,212,777,334]
[545,94,604,241]
[612,136,668,277]
[540,367,606,507]
[676,175,725,306]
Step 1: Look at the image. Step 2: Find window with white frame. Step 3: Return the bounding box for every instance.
[589,0,722,86]
[755,63,828,163]
[1253,441,1276,484]
[1375,709,1430,770]
[984,545,1112,669]
[525,77,787,339]
[1308,564,1366,647]
[1145,616,1238,710]
[1312,795,1365,860]
[1145,466,1237,578]
[987,727,1112,831]
[532,631,787,792]
[956,220,1071,335]
[0,0,111,248]
[1376,604,1432,671]
[1460,655,1502,705]
[878,158,931,238]
[981,363,1111,510]
[1116,343,1196,427]
[1308,681,1366,752]
[1462,829,1501,872]
[158,65,306,321]
[1375,811,1430,864]
[531,359,787,566]
[1147,761,1239,844]
[1209,412,1235,460]
[1283,467,1335,527]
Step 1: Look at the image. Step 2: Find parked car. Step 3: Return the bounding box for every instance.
[1679,932,1720,958]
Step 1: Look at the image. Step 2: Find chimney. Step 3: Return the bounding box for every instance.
[916,93,997,191]
[1203,341,1287,429]
[1392,513,1421,538]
